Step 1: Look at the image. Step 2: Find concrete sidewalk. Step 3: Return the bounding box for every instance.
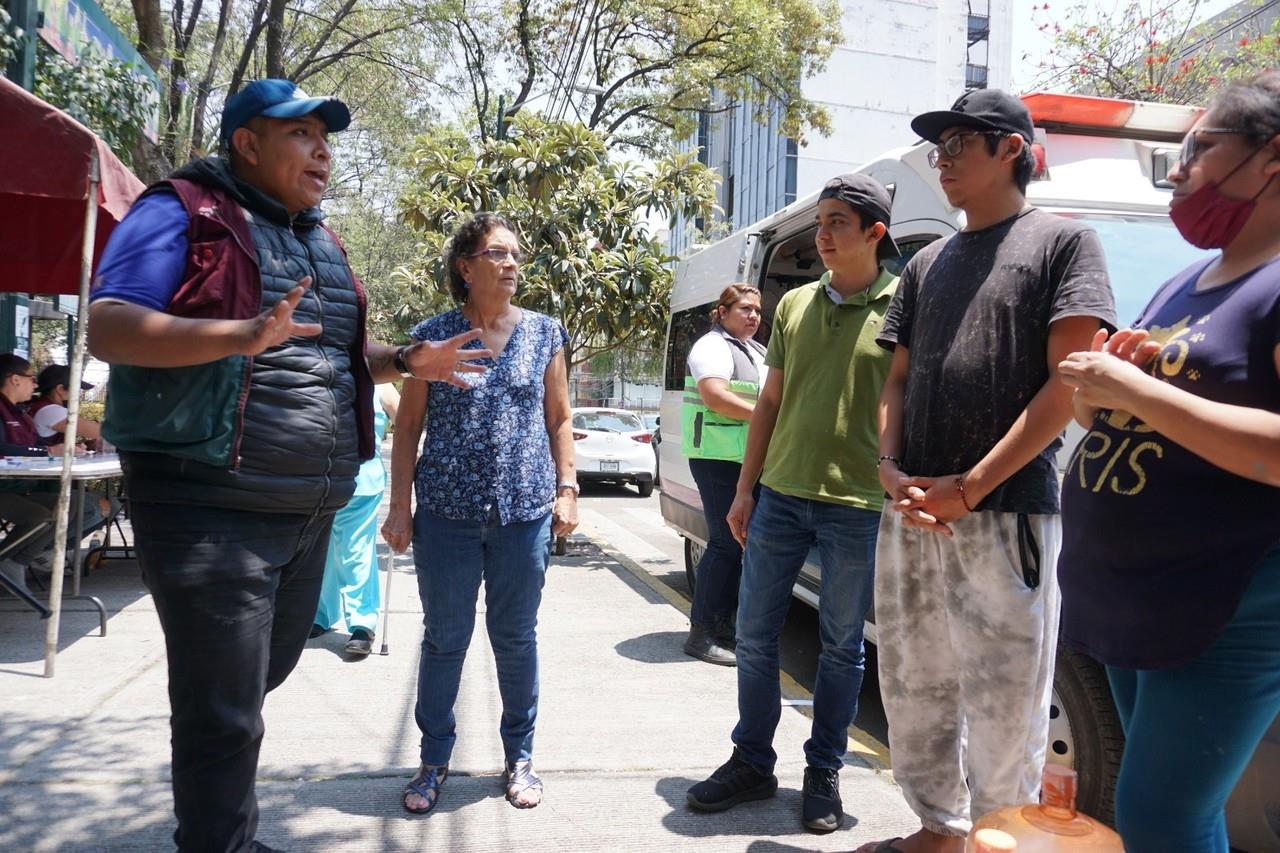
[0,521,915,851]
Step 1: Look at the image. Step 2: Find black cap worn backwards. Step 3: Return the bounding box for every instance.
[910,88,1035,144]
[818,173,901,257]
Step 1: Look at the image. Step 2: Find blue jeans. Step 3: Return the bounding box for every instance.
[1106,548,1280,853]
[732,486,878,772]
[413,506,552,765]
[689,457,750,626]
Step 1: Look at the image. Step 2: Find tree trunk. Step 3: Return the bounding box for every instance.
[265,0,289,78]
[129,0,166,70]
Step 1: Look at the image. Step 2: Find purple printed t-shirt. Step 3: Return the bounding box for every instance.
[1058,256,1280,670]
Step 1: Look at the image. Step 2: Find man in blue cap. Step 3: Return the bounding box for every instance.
[88,79,490,853]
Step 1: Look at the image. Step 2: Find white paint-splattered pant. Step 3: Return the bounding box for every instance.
[874,507,1061,838]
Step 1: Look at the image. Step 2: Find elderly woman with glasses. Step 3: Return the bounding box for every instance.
[1057,72,1280,853]
[382,212,577,816]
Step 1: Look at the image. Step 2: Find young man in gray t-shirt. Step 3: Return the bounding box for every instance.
[858,90,1116,853]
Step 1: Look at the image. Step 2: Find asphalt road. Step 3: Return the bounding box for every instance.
[575,480,891,754]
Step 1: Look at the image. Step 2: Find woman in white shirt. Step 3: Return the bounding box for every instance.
[682,283,767,665]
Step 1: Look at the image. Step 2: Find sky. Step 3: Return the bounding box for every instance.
[1010,0,1244,89]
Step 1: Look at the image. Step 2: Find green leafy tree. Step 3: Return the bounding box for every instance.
[449,0,841,149]
[33,41,155,165]
[0,7,20,69]
[396,114,717,365]
[1032,0,1280,104]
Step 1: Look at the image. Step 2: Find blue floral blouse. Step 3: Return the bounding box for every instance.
[409,307,569,524]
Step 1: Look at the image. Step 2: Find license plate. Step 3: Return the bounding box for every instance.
[600,461,620,472]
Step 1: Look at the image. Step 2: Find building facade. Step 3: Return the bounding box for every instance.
[671,0,1013,256]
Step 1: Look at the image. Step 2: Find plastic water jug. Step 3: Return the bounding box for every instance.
[965,764,1124,852]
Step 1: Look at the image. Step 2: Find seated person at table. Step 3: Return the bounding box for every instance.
[0,354,111,578]
[30,364,102,449]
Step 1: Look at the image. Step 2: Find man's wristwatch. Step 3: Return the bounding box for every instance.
[557,480,580,496]
[393,345,415,379]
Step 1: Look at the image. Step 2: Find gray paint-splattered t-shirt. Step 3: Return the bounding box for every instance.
[877,207,1116,514]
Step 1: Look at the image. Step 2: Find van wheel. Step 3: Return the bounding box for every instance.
[683,538,705,596]
[636,479,655,498]
[1047,648,1124,826]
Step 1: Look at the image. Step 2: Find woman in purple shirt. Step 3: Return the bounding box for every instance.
[1057,73,1280,853]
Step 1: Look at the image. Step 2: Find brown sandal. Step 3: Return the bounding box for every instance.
[504,759,543,809]
[403,763,448,815]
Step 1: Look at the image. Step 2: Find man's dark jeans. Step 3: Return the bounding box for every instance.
[131,501,335,853]
[689,457,753,627]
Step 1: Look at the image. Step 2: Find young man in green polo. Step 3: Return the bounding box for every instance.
[687,173,899,833]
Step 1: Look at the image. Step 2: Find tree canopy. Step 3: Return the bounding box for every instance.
[1032,0,1280,104]
[396,114,717,365]
[451,0,841,149]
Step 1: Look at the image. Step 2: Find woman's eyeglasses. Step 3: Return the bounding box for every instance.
[470,248,525,264]
[927,131,1006,168]
[1176,127,1246,169]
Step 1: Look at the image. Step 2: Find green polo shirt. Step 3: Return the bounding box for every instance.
[760,269,898,508]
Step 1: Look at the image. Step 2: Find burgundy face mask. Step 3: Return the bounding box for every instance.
[1170,148,1274,250]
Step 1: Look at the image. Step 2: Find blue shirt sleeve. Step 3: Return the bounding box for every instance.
[90,191,190,311]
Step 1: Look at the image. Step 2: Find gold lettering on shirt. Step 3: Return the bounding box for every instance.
[1113,440,1163,496]
[1071,431,1166,497]
[1146,315,1193,378]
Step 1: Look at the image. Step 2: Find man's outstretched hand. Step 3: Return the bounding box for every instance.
[236,277,323,356]
[404,329,494,388]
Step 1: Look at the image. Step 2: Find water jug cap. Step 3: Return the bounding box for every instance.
[974,827,1017,852]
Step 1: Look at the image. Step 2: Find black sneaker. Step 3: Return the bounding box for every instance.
[308,623,328,639]
[801,764,843,832]
[687,749,778,811]
[683,624,736,666]
[345,628,374,657]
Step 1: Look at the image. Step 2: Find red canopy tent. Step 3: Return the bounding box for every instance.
[0,75,145,676]
[0,76,144,294]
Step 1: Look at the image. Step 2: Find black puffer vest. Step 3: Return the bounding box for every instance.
[119,158,366,515]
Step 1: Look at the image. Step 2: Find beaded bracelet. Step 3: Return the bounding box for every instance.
[955,475,975,512]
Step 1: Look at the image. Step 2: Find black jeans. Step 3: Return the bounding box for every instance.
[688,457,751,627]
[132,501,335,853]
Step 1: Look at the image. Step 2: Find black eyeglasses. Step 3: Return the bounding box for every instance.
[927,131,1007,168]
[470,248,525,264]
[1176,127,1247,169]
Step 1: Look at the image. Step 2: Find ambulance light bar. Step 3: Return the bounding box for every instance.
[1020,92,1203,142]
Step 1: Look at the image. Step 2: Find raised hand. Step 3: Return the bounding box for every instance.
[236,277,323,356]
[404,329,494,389]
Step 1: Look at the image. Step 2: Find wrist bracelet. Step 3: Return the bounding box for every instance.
[393,345,415,379]
[956,475,975,512]
[877,455,901,467]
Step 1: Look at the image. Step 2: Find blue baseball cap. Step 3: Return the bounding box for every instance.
[221,79,351,144]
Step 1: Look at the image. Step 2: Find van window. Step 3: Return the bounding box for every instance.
[664,307,713,390]
[883,235,943,277]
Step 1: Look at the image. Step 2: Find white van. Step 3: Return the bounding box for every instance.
[658,92,1279,849]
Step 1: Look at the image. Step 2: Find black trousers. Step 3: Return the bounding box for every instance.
[688,457,749,627]
[131,501,335,853]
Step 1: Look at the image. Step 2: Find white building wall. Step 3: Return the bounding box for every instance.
[672,0,1014,255]
[796,0,1014,193]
